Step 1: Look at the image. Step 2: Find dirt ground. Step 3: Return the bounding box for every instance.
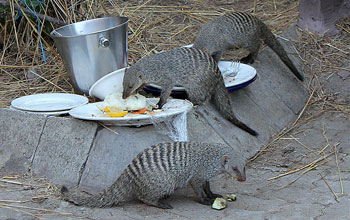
[0,110,349,220]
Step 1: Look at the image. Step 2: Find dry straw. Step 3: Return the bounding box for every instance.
[0,174,74,218]
[2,1,347,109]
[1,0,304,107]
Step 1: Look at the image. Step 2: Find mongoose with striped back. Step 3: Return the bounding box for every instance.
[193,11,304,81]
[61,142,246,209]
[122,47,258,136]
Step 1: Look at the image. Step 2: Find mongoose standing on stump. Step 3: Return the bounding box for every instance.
[122,47,258,136]
[61,142,246,209]
[193,11,304,81]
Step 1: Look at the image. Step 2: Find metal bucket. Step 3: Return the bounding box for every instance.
[51,16,128,95]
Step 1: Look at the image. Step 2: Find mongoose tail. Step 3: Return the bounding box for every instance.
[212,79,258,136]
[259,22,304,81]
[61,172,131,208]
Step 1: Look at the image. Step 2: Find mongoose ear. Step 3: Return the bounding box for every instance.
[221,155,230,166]
[202,48,209,54]
[211,51,219,57]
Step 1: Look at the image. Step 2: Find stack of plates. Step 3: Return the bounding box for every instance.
[10,93,89,116]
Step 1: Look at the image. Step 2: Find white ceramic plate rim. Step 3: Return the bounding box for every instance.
[11,93,88,112]
[148,61,257,91]
[10,105,70,115]
[69,98,193,126]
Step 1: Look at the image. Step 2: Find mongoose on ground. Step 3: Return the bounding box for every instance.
[193,11,304,81]
[61,142,246,209]
[122,47,258,136]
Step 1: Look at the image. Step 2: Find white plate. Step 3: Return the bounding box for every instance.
[89,68,126,100]
[148,61,257,91]
[10,105,70,116]
[69,98,193,126]
[220,61,257,87]
[182,44,193,48]
[11,93,89,112]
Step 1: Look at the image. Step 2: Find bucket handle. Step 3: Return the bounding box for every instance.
[51,30,63,37]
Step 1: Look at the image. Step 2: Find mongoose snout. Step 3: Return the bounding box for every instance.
[237,178,246,182]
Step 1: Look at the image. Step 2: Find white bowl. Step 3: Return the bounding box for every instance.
[89,67,126,100]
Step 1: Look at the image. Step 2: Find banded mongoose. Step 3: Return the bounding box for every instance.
[193,11,304,81]
[122,47,258,136]
[61,142,246,209]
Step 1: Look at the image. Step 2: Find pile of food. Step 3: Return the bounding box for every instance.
[96,92,156,117]
[211,194,237,210]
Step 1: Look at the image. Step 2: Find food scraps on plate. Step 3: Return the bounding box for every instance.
[96,92,158,118]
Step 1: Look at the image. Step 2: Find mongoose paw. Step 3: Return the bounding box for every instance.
[240,55,255,64]
[155,102,163,110]
[162,194,171,199]
[61,185,69,193]
[156,201,173,209]
[207,193,223,200]
[200,197,215,206]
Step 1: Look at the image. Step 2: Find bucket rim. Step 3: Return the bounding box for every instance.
[50,16,128,38]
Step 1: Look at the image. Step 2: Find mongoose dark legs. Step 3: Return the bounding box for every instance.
[203,181,223,200]
[240,53,255,64]
[240,40,261,64]
[190,179,215,205]
[158,84,175,108]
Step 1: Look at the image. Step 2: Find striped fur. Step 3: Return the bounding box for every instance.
[122,47,257,136]
[61,142,246,209]
[193,11,304,81]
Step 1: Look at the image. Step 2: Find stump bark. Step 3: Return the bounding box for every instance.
[297,0,350,35]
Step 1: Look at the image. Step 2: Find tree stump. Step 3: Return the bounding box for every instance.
[297,0,350,35]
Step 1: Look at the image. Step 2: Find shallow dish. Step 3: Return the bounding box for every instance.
[69,98,193,126]
[11,93,88,112]
[10,105,70,116]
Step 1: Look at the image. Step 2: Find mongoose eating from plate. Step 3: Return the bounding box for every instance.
[122,47,258,136]
[193,11,304,81]
[61,142,246,209]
